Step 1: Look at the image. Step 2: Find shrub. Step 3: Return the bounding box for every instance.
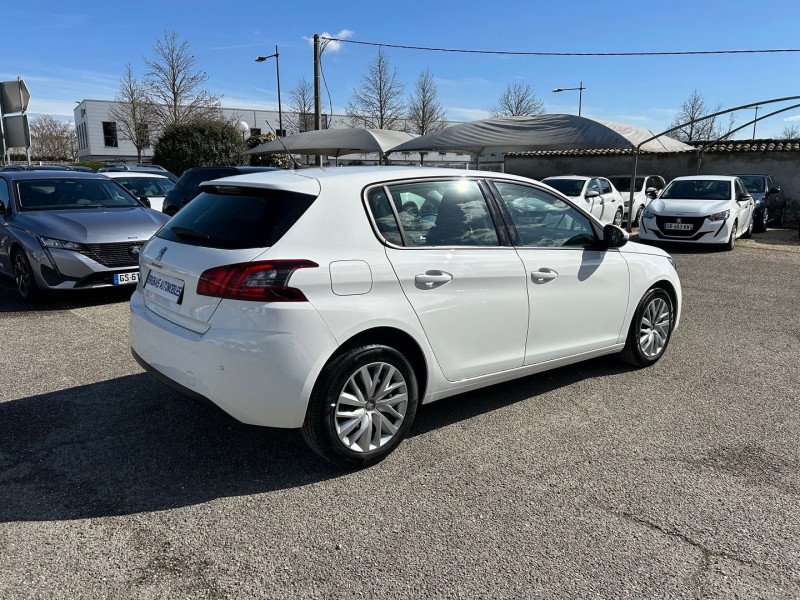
[153,119,246,177]
[245,133,293,169]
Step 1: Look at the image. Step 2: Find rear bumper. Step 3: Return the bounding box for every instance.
[129,290,339,428]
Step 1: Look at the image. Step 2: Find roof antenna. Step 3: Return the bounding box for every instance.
[260,118,303,170]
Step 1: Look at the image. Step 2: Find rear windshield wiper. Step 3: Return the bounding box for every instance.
[170,226,210,241]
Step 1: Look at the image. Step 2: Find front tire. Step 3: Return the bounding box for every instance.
[302,344,419,468]
[722,220,737,251]
[613,208,623,227]
[620,287,674,367]
[12,249,39,301]
[633,206,644,227]
[756,207,769,233]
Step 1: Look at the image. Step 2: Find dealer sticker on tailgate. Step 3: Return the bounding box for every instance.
[144,269,185,303]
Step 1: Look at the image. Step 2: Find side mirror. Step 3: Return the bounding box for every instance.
[645,187,658,198]
[585,190,600,200]
[603,223,629,248]
[737,193,752,203]
[768,187,781,195]
[139,196,152,208]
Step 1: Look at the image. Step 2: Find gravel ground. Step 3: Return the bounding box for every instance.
[1,227,799,599]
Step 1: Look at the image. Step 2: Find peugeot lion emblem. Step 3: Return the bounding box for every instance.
[676,218,682,223]
[130,245,141,256]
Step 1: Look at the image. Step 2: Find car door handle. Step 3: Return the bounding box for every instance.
[415,270,453,285]
[531,269,558,282]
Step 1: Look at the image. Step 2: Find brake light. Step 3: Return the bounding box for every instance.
[197,260,318,301]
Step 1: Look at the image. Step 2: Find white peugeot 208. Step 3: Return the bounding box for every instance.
[638,175,754,250]
[130,167,682,468]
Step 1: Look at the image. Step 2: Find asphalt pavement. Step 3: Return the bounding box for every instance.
[1,228,799,598]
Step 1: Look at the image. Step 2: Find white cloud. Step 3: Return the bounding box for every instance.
[304,29,354,53]
[784,115,800,122]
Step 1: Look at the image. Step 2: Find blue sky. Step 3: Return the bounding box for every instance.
[4,0,800,138]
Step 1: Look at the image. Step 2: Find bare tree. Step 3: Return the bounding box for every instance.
[29,115,77,160]
[286,77,315,134]
[491,82,545,117]
[346,48,406,130]
[108,64,157,162]
[668,90,735,142]
[407,69,447,135]
[144,30,221,130]
[780,123,800,139]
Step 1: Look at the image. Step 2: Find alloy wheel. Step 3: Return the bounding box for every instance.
[334,361,409,453]
[637,297,671,359]
[613,209,623,227]
[13,252,34,299]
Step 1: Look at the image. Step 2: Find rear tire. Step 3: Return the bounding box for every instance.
[613,208,623,227]
[620,287,674,367]
[301,344,419,469]
[742,215,753,239]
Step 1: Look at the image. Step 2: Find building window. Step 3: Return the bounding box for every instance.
[102,121,118,147]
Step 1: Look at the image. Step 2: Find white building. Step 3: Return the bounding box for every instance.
[73,99,501,169]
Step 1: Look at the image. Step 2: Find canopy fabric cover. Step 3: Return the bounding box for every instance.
[388,114,692,155]
[245,128,417,157]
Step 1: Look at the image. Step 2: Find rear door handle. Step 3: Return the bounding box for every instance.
[415,270,453,285]
[531,269,558,282]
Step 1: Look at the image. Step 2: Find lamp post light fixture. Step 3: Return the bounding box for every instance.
[235,120,249,141]
[255,46,284,137]
[552,81,585,116]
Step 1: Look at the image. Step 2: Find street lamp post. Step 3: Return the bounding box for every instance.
[552,81,585,116]
[255,45,284,137]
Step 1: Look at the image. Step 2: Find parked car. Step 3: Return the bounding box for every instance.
[102,171,175,212]
[638,175,754,250]
[130,167,682,468]
[0,171,169,299]
[162,166,280,216]
[541,175,625,226]
[1,165,81,172]
[98,164,178,183]
[607,175,666,226]
[731,174,785,232]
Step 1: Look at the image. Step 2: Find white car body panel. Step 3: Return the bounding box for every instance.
[541,176,624,225]
[130,167,682,430]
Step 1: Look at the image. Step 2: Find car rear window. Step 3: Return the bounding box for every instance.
[156,186,316,249]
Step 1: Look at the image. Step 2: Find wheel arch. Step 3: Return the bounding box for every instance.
[324,326,429,401]
[649,279,680,329]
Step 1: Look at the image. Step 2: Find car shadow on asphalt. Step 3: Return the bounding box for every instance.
[0,357,631,522]
[0,277,135,312]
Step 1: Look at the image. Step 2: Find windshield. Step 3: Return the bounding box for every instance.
[17,178,141,210]
[112,176,175,197]
[660,179,731,200]
[543,179,585,197]
[608,177,644,193]
[735,175,766,194]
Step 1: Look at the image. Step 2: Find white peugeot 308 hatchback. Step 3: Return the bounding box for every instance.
[130,167,682,468]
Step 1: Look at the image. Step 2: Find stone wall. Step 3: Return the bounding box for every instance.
[505,150,800,224]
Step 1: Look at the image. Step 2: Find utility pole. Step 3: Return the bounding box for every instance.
[313,34,322,165]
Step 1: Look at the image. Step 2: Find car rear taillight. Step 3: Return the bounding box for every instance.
[197,260,318,301]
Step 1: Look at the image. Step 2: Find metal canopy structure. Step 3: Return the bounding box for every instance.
[245,128,417,159]
[388,114,692,156]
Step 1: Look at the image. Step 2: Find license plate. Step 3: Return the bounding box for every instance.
[664,222,693,231]
[144,269,185,303]
[114,272,139,285]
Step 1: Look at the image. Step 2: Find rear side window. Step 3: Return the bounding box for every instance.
[157,187,315,249]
